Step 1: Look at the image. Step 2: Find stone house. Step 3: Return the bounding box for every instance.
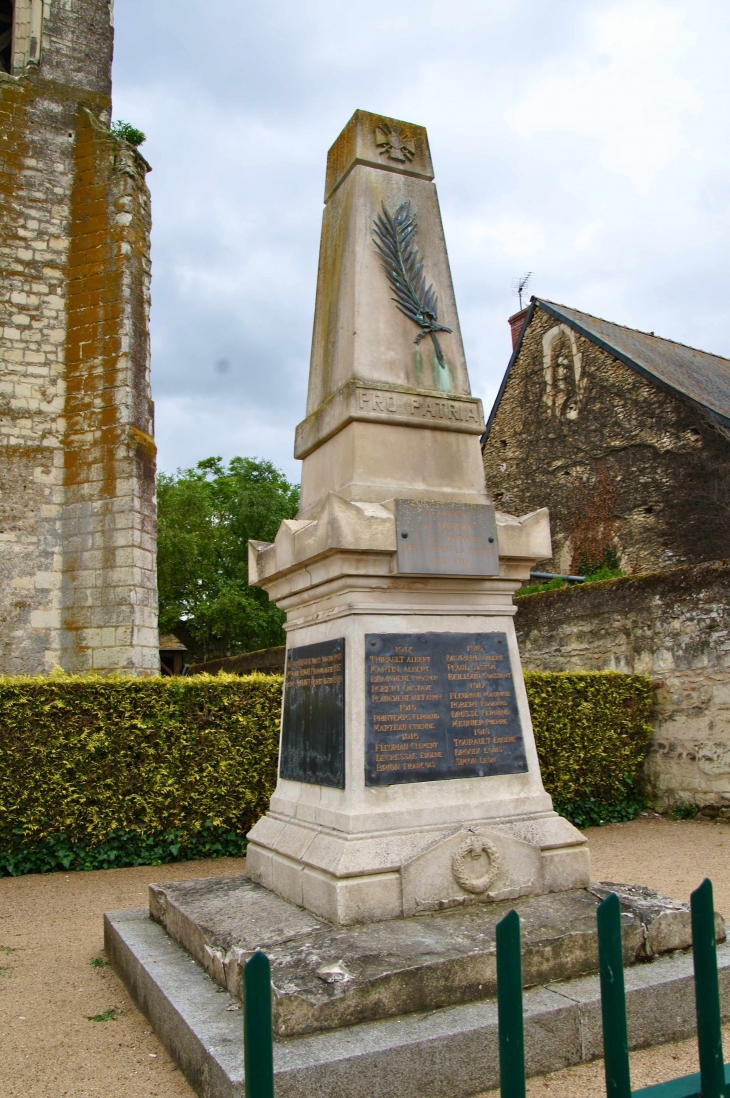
[482,299,730,576]
[0,0,158,674]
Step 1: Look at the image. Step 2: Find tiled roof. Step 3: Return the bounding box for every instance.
[535,299,730,427]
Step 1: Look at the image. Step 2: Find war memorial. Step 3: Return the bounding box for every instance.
[106,111,730,1098]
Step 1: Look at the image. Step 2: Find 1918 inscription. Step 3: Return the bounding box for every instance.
[280,638,345,788]
[365,632,526,786]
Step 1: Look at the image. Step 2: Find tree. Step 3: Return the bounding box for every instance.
[157,457,299,661]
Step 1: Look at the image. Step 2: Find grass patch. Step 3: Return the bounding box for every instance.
[86,1008,119,1022]
[516,576,570,597]
[516,567,625,599]
[674,802,699,820]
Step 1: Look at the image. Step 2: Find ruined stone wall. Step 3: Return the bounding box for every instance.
[483,305,730,574]
[0,0,158,674]
[514,563,730,809]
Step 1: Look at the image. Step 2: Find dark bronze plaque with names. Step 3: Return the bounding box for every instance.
[280,638,345,788]
[365,632,526,786]
[395,500,499,576]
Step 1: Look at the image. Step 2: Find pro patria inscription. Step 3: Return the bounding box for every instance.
[356,386,481,426]
[293,381,485,459]
[280,638,345,788]
[365,632,526,786]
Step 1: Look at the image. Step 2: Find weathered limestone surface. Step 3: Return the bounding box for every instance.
[0,0,158,674]
[515,562,730,808]
[296,109,485,519]
[148,873,722,1038]
[247,110,589,925]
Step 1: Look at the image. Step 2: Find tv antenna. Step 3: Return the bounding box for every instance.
[511,272,532,310]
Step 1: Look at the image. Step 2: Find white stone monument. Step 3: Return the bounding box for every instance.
[247,109,589,927]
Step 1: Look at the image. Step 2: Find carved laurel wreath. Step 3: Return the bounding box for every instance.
[451,833,501,895]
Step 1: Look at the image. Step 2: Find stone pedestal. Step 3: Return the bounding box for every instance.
[146,874,721,1037]
[247,497,589,926]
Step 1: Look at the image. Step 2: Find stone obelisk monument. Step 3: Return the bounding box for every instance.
[106,110,721,1098]
[248,110,589,926]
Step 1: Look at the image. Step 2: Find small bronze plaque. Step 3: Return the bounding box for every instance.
[365,632,526,786]
[280,638,345,788]
[395,500,499,576]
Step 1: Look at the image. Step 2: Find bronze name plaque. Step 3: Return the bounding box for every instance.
[280,638,345,788]
[395,500,499,576]
[365,632,526,786]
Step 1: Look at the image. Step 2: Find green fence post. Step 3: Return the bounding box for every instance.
[597,893,632,1098]
[496,909,526,1098]
[243,950,275,1098]
[691,878,724,1098]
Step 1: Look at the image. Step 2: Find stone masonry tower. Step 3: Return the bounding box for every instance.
[0,0,159,674]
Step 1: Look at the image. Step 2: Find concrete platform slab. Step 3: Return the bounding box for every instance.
[105,908,730,1098]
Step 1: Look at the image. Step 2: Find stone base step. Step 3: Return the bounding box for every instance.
[105,907,730,1098]
[147,873,721,1037]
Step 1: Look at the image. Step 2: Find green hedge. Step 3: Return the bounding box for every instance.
[0,673,281,875]
[526,671,653,827]
[0,669,652,875]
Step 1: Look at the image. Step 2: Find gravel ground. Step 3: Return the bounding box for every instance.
[1,817,730,1097]
[0,856,245,1098]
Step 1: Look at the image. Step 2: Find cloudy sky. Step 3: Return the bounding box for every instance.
[112,0,730,483]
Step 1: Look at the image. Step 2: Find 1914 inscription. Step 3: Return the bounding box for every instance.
[280,638,345,788]
[365,632,526,786]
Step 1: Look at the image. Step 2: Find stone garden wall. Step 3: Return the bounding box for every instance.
[515,561,730,809]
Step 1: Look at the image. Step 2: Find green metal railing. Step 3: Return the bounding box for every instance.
[598,878,728,1097]
[242,878,727,1098]
[243,949,274,1098]
[496,877,728,1098]
[496,908,526,1098]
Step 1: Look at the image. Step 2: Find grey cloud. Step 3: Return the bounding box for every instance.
[111,0,730,480]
